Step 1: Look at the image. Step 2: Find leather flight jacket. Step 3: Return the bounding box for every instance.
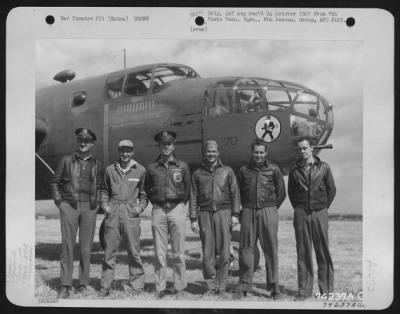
[238,160,286,209]
[288,156,336,211]
[189,159,241,221]
[50,153,102,209]
[145,154,191,207]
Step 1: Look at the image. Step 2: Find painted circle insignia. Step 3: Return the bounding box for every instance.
[255,115,281,143]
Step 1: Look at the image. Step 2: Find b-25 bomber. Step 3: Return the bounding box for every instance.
[36,62,333,199]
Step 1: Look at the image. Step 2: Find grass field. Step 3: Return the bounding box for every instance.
[35,213,362,303]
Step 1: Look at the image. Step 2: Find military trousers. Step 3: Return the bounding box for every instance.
[101,205,145,290]
[238,206,279,292]
[58,201,98,286]
[293,207,334,297]
[199,209,232,290]
[151,202,187,292]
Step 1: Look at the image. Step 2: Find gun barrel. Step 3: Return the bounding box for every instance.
[312,144,333,150]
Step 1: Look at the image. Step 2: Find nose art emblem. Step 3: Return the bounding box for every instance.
[255,114,281,143]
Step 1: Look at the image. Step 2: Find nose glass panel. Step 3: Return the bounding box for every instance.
[203,79,334,146]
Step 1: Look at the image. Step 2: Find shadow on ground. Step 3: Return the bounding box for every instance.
[36,240,203,270]
[43,277,207,296]
[253,282,297,297]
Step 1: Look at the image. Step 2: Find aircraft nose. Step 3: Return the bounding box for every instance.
[36,118,48,151]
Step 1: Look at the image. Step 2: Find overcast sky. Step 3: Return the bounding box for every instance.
[36,39,363,214]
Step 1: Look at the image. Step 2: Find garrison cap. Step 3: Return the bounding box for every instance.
[118,139,134,149]
[154,130,177,143]
[75,128,96,141]
[205,140,218,150]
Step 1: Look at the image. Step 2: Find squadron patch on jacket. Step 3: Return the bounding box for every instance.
[172,170,183,183]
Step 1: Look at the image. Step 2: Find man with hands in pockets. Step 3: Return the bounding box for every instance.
[235,140,286,300]
[50,128,102,298]
[99,139,148,297]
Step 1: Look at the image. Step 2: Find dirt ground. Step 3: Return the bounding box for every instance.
[35,215,362,304]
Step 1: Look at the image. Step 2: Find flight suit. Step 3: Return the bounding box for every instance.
[190,159,241,291]
[145,155,191,293]
[237,160,286,294]
[288,156,336,297]
[100,160,148,291]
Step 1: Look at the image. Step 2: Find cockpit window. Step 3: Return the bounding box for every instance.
[125,71,152,96]
[281,82,304,89]
[266,89,292,110]
[105,75,124,99]
[293,92,320,117]
[253,79,269,85]
[237,89,264,113]
[237,78,259,87]
[290,115,325,143]
[267,81,283,87]
[290,91,328,143]
[205,86,234,117]
[152,66,199,92]
[317,99,328,121]
[204,78,331,143]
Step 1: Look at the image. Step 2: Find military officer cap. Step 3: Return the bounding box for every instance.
[118,139,134,149]
[154,130,177,143]
[75,128,97,141]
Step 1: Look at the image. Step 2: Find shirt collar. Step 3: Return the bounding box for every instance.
[156,154,178,166]
[249,158,269,170]
[74,151,93,161]
[115,159,137,175]
[296,155,321,169]
[202,158,223,172]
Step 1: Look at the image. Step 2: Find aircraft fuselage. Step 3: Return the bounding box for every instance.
[36,63,334,199]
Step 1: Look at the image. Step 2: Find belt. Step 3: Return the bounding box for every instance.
[153,200,182,210]
[78,192,91,202]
